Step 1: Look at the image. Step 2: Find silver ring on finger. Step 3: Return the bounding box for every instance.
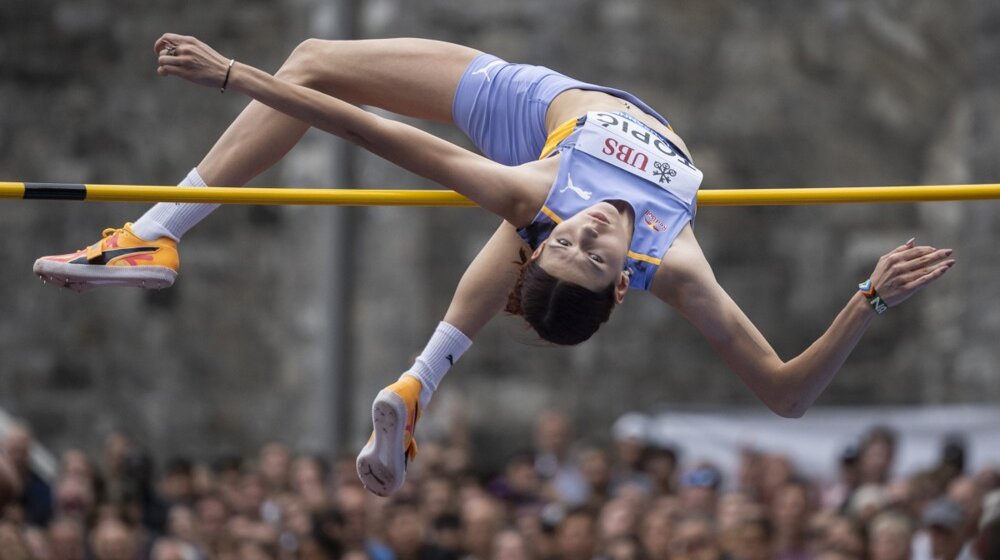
[166,46,178,56]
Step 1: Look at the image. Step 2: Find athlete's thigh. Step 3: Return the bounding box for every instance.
[303,38,480,123]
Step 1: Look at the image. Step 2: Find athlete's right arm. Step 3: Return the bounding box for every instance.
[154,34,547,226]
[443,222,529,337]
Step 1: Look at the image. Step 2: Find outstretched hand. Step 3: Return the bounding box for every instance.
[868,238,955,308]
[154,33,232,89]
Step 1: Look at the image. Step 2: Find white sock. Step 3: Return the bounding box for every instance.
[402,322,472,409]
[131,168,220,241]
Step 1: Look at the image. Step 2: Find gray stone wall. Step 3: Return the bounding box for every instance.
[1,0,998,464]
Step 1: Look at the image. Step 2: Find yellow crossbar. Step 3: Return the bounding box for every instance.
[2,182,1000,207]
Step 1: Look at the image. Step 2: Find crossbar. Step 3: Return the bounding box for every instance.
[3,182,1000,207]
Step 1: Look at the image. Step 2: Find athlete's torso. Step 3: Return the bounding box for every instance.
[546,89,693,161]
[518,110,703,290]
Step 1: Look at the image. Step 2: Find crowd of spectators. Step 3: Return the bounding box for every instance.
[0,410,998,560]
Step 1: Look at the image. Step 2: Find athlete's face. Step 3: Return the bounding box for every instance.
[534,200,634,298]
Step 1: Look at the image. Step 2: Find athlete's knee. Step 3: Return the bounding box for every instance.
[276,38,337,87]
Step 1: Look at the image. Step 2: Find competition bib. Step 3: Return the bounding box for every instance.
[575,111,701,206]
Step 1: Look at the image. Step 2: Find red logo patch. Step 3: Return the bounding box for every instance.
[643,209,667,232]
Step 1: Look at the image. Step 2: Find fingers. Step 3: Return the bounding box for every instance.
[901,260,955,292]
[153,33,189,54]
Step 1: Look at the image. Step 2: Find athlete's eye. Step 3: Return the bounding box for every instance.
[556,238,571,247]
[589,253,604,264]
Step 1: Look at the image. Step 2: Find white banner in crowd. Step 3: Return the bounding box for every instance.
[648,405,1000,484]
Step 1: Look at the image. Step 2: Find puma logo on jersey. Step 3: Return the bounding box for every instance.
[472,60,505,82]
[559,175,592,200]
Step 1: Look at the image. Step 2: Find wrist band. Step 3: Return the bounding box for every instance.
[220,59,235,93]
[858,279,888,315]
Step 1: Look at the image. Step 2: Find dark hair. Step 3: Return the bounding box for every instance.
[506,258,617,345]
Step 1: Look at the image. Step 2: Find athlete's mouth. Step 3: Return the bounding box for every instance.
[588,211,611,225]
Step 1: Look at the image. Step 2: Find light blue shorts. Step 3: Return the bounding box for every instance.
[452,53,669,166]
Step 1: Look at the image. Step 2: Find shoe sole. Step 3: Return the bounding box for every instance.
[356,389,408,497]
[33,259,176,292]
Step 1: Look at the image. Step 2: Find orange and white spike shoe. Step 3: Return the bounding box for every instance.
[33,223,179,292]
[356,376,422,497]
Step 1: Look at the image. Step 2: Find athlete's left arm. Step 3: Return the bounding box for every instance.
[651,226,954,418]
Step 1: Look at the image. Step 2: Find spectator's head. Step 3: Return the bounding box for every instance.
[611,413,649,470]
[167,504,197,543]
[421,475,457,521]
[598,497,640,542]
[194,493,229,545]
[259,441,291,492]
[923,498,966,560]
[59,449,94,483]
[3,422,33,475]
[492,527,532,560]
[600,535,644,560]
[669,516,721,560]
[504,453,543,503]
[48,516,86,560]
[293,454,330,509]
[732,514,773,560]
[868,511,912,560]
[940,434,966,477]
[641,445,678,494]
[90,518,137,560]
[638,506,675,560]
[680,465,722,517]
[822,515,866,559]
[463,494,504,560]
[946,475,984,538]
[150,537,198,560]
[759,454,794,502]
[160,457,195,505]
[847,483,889,521]
[580,446,613,499]
[555,507,598,560]
[102,432,130,478]
[771,480,812,535]
[859,427,896,485]
[534,410,573,459]
[384,500,425,560]
[55,471,97,520]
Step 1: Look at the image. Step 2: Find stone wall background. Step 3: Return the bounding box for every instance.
[1,0,998,465]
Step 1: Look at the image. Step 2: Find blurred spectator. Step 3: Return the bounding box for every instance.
[4,422,54,527]
[913,498,967,560]
[90,518,139,560]
[669,515,728,560]
[641,445,678,497]
[770,481,812,560]
[160,458,196,507]
[859,427,897,486]
[490,453,543,512]
[868,511,912,560]
[48,516,87,560]
[492,528,532,560]
[821,515,866,559]
[680,465,722,518]
[729,514,773,560]
[259,442,292,494]
[610,413,653,495]
[533,410,588,506]
[555,507,597,560]
[462,494,504,560]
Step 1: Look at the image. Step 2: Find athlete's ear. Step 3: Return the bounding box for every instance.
[531,244,544,260]
[615,270,630,304]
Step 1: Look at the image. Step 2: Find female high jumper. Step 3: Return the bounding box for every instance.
[33,35,954,496]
